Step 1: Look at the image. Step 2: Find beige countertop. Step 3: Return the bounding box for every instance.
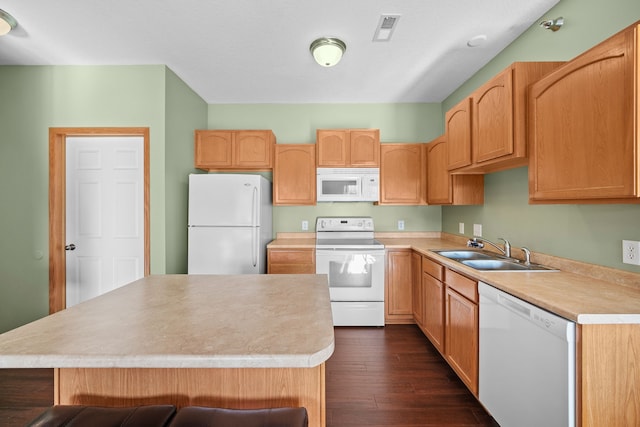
[0,274,335,369]
[269,233,640,324]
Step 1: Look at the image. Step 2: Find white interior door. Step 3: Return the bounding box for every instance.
[65,136,144,307]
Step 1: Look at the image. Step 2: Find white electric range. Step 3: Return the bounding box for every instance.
[315,217,386,326]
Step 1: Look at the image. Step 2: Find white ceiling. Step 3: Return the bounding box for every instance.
[0,0,560,104]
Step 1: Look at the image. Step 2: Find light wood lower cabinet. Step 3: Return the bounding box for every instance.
[579,324,640,426]
[411,252,424,326]
[413,256,478,396]
[385,250,414,324]
[267,248,315,274]
[421,258,445,354]
[444,269,478,396]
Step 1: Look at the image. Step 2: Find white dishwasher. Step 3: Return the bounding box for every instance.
[478,282,576,427]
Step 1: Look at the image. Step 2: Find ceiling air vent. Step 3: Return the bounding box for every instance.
[373,14,400,42]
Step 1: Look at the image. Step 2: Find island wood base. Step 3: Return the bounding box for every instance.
[54,364,326,427]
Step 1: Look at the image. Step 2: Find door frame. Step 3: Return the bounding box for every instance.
[49,127,150,314]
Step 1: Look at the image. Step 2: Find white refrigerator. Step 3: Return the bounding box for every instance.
[188,174,272,274]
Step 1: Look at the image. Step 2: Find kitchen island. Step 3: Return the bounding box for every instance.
[0,274,335,427]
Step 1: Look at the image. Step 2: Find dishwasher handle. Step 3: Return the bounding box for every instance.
[498,293,531,317]
[479,282,575,341]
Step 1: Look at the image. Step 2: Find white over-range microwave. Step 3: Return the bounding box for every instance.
[316,168,380,202]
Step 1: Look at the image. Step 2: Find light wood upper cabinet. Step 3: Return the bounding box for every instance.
[426,136,484,205]
[528,22,640,204]
[445,98,472,170]
[446,62,562,174]
[385,249,414,324]
[473,67,515,164]
[316,129,380,167]
[379,143,426,205]
[273,144,316,206]
[195,130,274,170]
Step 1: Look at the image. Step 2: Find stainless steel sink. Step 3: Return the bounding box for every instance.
[433,250,499,261]
[434,250,557,272]
[460,259,556,271]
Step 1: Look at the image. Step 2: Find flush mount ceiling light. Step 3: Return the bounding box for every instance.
[540,17,564,32]
[0,8,17,36]
[310,37,346,67]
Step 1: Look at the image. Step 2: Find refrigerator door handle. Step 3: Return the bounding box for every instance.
[252,186,258,267]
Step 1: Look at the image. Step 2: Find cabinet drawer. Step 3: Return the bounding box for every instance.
[269,264,315,274]
[445,269,477,303]
[268,249,315,264]
[422,257,444,281]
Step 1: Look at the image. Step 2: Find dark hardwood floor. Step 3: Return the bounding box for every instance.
[0,368,53,426]
[0,325,497,426]
[326,325,497,427]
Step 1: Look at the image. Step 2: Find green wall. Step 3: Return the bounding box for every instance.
[441,0,640,273]
[0,65,207,333]
[164,70,208,274]
[208,103,444,234]
[1,0,639,333]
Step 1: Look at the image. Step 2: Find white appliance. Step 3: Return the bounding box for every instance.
[188,174,272,274]
[315,217,385,326]
[478,282,576,427]
[316,168,379,202]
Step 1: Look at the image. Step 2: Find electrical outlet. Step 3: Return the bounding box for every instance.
[473,223,482,237]
[622,240,640,265]
[397,220,405,231]
[459,222,465,234]
[301,220,309,231]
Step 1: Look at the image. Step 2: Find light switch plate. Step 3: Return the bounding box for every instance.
[473,223,482,237]
[622,240,640,265]
[459,222,465,234]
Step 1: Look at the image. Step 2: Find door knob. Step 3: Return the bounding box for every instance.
[65,244,76,251]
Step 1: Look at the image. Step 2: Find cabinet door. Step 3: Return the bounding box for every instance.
[235,131,273,168]
[274,144,316,205]
[422,271,445,354]
[445,287,478,395]
[446,98,472,170]
[380,144,425,205]
[350,130,380,167]
[427,137,484,206]
[529,27,638,202]
[267,248,315,274]
[472,68,514,163]
[195,131,234,168]
[411,252,424,326]
[316,130,348,166]
[426,137,452,204]
[385,250,414,324]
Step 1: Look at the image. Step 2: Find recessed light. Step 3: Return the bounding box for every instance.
[467,35,487,48]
